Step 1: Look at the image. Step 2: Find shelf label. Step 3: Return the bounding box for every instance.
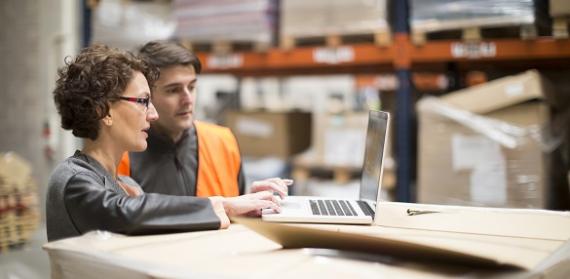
[451,42,496,59]
[206,53,243,69]
[313,46,354,64]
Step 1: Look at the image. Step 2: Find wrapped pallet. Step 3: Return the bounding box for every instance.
[174,0,277,46]
[92,0,175,50]
[0,153,40,252]
[410,0,542,35]
[281,0,389,41]
[416,70,569,209]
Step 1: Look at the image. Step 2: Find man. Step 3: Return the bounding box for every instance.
[118,40,290,200]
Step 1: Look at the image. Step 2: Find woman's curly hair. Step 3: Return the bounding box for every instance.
[53,44,159,140]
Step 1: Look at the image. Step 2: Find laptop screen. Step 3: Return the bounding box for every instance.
[359,110,389,203]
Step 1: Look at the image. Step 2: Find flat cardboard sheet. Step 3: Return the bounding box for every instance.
[235,217,521,269]
[41,226,511,279]
[375,202,570,241]
[236,201,570,271]
[43,203,570,279]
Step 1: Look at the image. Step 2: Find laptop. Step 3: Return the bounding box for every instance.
[262,110,390,224]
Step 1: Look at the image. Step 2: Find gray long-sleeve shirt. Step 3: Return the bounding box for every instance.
[46,151,221,242]
[127,125,245,196]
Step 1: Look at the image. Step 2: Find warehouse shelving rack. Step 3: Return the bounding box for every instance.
[83,0,570,203]
[193,0,570,203]
[194,2,570,203]
[194,0,570,202]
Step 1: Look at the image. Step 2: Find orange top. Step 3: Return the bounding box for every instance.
[117,152,130,177]
[194,121,241,197]
[117,121,241,197]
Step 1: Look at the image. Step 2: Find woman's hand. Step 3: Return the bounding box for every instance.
[250,178,293,199]
[222,191,282,217]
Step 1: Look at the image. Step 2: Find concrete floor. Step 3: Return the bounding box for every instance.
[0,226,50,279]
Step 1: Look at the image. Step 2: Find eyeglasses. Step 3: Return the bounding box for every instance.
[118,96,150,110]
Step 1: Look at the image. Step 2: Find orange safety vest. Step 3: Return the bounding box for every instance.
[117,121,241,197]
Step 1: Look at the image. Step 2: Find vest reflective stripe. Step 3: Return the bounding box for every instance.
[117,152,130,177]
[195,121,240,197]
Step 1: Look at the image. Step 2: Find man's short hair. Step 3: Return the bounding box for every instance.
[138,40,202,74]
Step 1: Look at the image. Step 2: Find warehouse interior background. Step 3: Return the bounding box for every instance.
[1,0,570,278]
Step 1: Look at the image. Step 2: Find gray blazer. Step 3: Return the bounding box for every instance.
[46,151,221,242]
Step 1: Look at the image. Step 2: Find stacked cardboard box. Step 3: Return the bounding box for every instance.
[417,70,568,209]
[290,112,395,191]
[224,111,312,159]
[550,0,570,17]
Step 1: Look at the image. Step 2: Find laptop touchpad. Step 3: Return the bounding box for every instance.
[282,200,302,209]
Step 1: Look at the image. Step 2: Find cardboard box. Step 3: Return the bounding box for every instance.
[224,111,311,158]
[318,113,368,167]
[43,203,570,279]
[295,112,377,167]
[550,0,570,17]
[282,0,388,39]
[295,111,394,169]
[417,70,560,208]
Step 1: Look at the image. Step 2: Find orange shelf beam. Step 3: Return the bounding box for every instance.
[197,38,570,74]
[198,43,396,74]
[411,38,570,63]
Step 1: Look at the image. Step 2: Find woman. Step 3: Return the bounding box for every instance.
[46,45,281,242]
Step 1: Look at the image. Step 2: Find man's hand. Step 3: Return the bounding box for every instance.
[250,178,293,199]
[222,191,281,217]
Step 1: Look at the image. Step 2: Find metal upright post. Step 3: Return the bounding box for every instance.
[393,0,415,202]
[81,0,92,47]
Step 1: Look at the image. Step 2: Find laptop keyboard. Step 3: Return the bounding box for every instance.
[356,201,375,216]
[309,200,374,217]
